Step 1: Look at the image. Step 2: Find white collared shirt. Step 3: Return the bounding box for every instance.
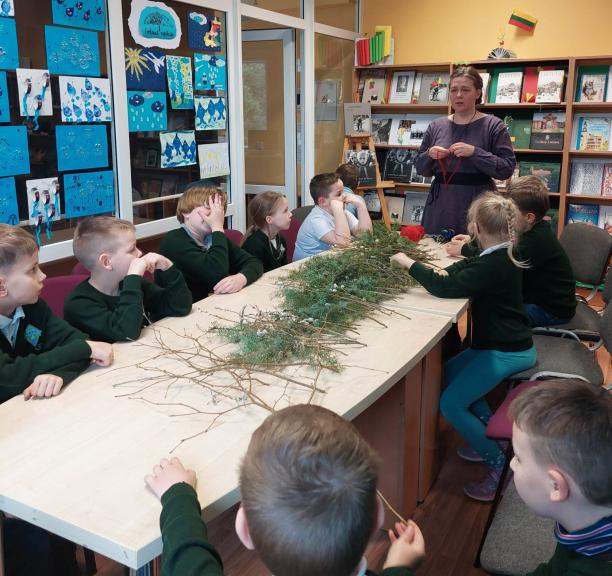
[181,224,213,251]
[480,241,511,256]
[0,306,25,347]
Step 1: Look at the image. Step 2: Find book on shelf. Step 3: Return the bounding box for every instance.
[519,161,561,192]
[361,69,387,104]
[344,149,377,187]
[607,66,612,103]
[418,73,449,104]
[502,114,532,149]
[344,103,372,135]
[388,116,434,146]
[494,165,520,189]
[402,192,429,225]
[521,66,551,103]
[598,204,612,233]
[494,71,523,104]
[535,69,565,103]
[575,116,611,151]
[567,203,599,226]
[389,71,416,104]
[411,72,423,104]
[602,163,612,196]
[374,25,392,58]
[569,162,604,195]
[371,117,393,144]
[576,65,608,102]
[410,172,433,184]
[530,110,565,150]
[382,149,418,182]
[479,72,491,104]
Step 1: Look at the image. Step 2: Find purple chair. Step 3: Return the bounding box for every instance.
[224,228,244,245]
[280,217,301,263]
[41,275,89,319]
[72,262,90,276]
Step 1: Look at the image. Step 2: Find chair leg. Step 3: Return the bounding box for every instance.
[83,547,97,575]
[474,442,514,568]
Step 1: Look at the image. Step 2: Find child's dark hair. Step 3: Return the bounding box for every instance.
[239,404,379,576]
[335,163,359,191]
[309,173,340,205]
[509,379,612,506]
[506,176,550,221]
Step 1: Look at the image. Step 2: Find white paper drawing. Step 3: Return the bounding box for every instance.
[16,69,53,127]
[128,0,182,49]
[59,75,112,123]
[198,143,230,178]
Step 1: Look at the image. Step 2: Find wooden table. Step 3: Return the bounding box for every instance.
[0,278,453,571]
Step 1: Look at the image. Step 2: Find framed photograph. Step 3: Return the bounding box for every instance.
[161,175,179,197]
[389,71,415,104]
[145,149,158,167]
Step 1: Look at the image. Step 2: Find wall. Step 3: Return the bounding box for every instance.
[362,0,612,63]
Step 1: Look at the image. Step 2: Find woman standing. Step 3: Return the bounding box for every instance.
[415,66,516,235]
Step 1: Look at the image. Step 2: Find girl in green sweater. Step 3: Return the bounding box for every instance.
[391,192,536,502]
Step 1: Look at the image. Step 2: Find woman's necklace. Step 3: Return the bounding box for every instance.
[265,230,285,261]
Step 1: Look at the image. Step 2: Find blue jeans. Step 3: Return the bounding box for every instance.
[440,346,537,469]
[525,303,573,327]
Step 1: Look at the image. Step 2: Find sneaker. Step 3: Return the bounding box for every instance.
[463,468,502,502]
[457,446,484,463]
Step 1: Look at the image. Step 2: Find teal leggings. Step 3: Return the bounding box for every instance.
[440,346,537,469]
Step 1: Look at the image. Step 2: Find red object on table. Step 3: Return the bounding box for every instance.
[400,225,425,242]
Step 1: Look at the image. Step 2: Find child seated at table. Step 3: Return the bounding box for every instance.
[241,191,291,272]
[446,176,576,327]
[0,224,113,403]
[391,192,536,501]
[508,379,612,575]
[293,173,372,261]
[335,162,360,217]
[146,404,425,576]
[64,216,192,343]
[159,183,263,302]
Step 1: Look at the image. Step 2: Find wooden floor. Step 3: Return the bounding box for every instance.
[91,294,612,576]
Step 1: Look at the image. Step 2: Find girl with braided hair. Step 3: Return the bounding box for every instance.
[391,192,536,501]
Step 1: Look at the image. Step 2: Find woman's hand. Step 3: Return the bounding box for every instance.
[428,146,450,160]
[449,142,475,157]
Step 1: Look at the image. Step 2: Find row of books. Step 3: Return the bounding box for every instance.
[355,27,392,66]
[359,70,450,105]
[575,66,612,103]
[569,162,612,196]
[480,67,565,104]
[497,161,561,192]
[567,203,612,233]
[575,116,611,151]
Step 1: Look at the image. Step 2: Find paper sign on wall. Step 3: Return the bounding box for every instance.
[128,0,181,49]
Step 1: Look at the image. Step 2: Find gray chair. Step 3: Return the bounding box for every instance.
[480,481,556,575]
[535,224,612,343]
[291,205,314,223]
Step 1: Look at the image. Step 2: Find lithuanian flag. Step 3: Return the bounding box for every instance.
[508,10,537,32]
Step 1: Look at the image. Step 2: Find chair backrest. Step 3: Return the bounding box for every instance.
[559,223,612,285]
[600,304,612,354]
[602,267,612,306]
[291,205,314,224]
[280,217,301,263]
[41,275,89,319]
[224,228,243,245]
[72,262,90,276]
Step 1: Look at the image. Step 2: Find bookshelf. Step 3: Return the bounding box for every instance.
[354,54,612,234]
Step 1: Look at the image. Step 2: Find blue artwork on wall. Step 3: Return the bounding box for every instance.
[125,47,166,90]
[59,76,112,123]
[128,90,167,132]
[188,11,222,52]
[0,177,18,224]
[0,17,19,70]
[64,170,115,218]
[51,0,105,32]
[194,54,226,92]
[0,126,29,177]
[0,0,14,17]
[56,124,108,172]
[159,130,196,168]
[0,72,9,122]
[45,25,100,77]
[166,55,193,109]
[194,96,226,131]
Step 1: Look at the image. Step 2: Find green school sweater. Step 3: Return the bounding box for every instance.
[0,298,91,403]
[410,250,533,351]
[159,229,263,302]
[527,543,612,575]
[160,483,415,576]
[462,221,576,319]
[64,266,192,343]
[241,229,288,272]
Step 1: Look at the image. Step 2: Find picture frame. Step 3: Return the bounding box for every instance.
[145,149,158,167]
[389,71,415,104]
[161,175,179,197]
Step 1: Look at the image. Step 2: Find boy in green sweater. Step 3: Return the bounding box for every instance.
[64,217,192,343]
[0,224,113,403]
[159,184,263,302]
[446,176,576,327]
[146,404,425,576]
[508,379,612,575]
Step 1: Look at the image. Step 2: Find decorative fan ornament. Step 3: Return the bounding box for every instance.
[487,33,516,59]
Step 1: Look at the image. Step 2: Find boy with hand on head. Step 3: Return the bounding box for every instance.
[64,216,192,343]
[508,379,612,575]
[293,173,372,261]
[159,183,263,302]
[0,224,113,403]
[446,176,576,327]
[336,162,360,217]
[146,404,425,576]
